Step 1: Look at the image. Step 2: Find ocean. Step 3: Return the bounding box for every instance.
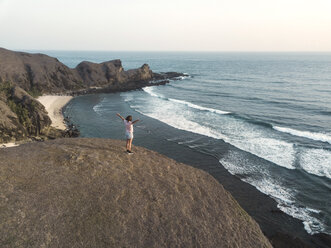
[40,51,331,235]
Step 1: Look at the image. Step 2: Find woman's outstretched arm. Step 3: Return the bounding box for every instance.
[116,113,125,121]
[132,119,140,124]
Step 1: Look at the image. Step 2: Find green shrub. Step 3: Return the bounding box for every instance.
[27,87,42,98]
[0,81,13,96]
[1,82,34,132]
[7,100,33,131]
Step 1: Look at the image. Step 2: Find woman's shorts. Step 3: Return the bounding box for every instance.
[125,131,133,139]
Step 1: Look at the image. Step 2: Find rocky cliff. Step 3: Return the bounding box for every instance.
[76,60,153,86]
[0,138,272,248]
[0,82,63,143]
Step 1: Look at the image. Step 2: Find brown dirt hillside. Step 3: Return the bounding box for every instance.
[0,138,272,248]
[0,48,155,94]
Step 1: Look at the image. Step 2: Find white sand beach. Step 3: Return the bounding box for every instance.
[37,95,73,130]
[1,95,72,149]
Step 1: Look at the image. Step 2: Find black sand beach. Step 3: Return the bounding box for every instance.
[64,92,331,248]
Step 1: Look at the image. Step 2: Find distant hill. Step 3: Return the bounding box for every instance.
[0,47,158,94]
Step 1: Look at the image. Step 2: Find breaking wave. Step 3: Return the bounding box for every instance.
[274,126,331,145]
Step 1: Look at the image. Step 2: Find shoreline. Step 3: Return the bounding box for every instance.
[63,92,331,248]
[37,95,73,130]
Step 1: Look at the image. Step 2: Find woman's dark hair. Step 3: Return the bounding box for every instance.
[126,115,132,121]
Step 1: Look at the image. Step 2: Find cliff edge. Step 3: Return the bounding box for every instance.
[0,138,271,248]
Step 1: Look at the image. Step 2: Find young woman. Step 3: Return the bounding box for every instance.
[116,113,139,154]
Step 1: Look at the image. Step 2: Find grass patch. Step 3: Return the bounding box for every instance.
[0,81,13,97]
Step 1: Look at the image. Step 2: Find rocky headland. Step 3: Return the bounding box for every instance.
[0,47,184,143]
[0,138,272,248]
[0,47,184,95]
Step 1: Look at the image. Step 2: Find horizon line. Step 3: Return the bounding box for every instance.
[2,47,331,53]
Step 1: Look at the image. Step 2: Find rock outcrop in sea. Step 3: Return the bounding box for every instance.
[0,138,272,248]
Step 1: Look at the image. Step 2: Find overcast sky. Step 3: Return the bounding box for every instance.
[1,0,331,51]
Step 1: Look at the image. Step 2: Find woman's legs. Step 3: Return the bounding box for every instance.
[128,138,133,151]
[126,138,133,151]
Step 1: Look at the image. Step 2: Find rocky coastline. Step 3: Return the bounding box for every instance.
[0,47,185,144]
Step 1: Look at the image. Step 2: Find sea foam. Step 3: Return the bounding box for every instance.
[219,150,325,234]
[92,97,105,114]
[273,126,331,145]
[143,87,230,115]
[300,148,331,179]
[168,98,230,115]
[141,87,296,170]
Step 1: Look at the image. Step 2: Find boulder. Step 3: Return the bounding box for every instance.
[0,138,272,248]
